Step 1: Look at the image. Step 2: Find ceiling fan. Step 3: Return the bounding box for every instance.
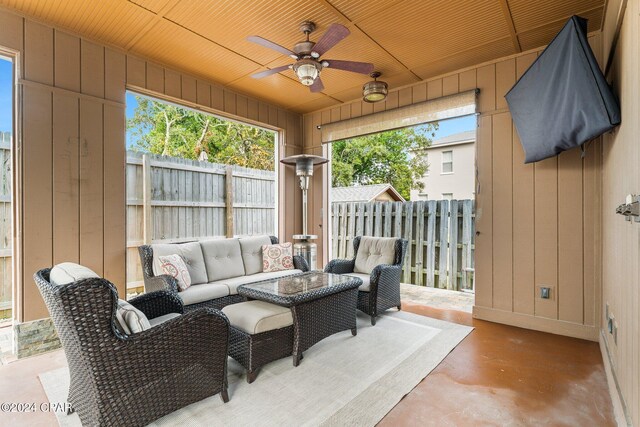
[247,21,375,93]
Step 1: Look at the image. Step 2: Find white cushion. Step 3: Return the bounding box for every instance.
[262,242,294,272]
[222,300,293,334]
[116,299,150,334]
[200,239,246,282]
[50,263,99,286]
[149,312,181,327]
[210,269,303,295]
[152,242,208,285]
[158,254,191,291]
[346,273,371,292]
[178,283,230,306]
[239,235,272,275]
[354,237,396,274]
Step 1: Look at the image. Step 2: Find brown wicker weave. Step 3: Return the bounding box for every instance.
[34,268,230,427]
[138,236,309,311]
[228,324,294,383]
[324,237,408,325]
[237,272,361,366]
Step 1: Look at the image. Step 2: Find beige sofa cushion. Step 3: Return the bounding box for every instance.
[346,273,371,292]
[148,312,181,327]
[210,269,303,295]
[239,235,272,275]
[354,237,396,274]
[222,300,293,334]
[50,262,99,286]
[200,239,246,282]
[152,242,208,285]
[178,283,230,306]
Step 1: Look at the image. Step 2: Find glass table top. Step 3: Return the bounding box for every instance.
[238,271,361,297]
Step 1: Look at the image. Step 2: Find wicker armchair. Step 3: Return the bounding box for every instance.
[138,235,310,311]
[324,236,408,325]
[34,268,230,427]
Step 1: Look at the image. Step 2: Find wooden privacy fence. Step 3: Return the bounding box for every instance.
[331,200,475,291]
[126,151,276,289]
[0,132,11,318]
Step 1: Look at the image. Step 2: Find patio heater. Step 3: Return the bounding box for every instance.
[280,154,329,271]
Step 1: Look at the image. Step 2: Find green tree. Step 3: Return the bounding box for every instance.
[331,124,437,200]
[127,95,275,170]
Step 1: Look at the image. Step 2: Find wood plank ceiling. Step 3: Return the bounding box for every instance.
[0,0,605,113]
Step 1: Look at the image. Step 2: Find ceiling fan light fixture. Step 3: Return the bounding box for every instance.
[293,59,320,86]
[363,72,388,103]
[248,22,375,93]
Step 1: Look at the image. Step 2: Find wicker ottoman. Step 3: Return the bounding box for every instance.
[222,300,294,383]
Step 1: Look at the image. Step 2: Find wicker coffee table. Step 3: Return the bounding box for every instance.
[237,271,362,366]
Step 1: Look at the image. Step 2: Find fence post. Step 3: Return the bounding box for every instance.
[414,202,425,286]
[448,200,459,290]
[402,202,414,284]
[225,165,234,237]
[438,200,450,289]
[461,200,474,290]
[142,154,152,244]
[425,201,437,287]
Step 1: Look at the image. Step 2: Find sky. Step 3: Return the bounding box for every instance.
[0,58,12,133]
[126,92,140,148]
[431,114,477,140]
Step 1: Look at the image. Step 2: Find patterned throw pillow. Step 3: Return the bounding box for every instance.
[262,242,294,272]
[158,254,192,291]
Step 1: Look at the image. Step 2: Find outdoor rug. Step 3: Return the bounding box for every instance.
[40,310,472,426]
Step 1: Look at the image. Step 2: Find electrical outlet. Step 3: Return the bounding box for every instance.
[535,284,555,300]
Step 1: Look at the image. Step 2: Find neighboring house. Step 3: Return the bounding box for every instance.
[332,184,405,203]
[410,130,476,201]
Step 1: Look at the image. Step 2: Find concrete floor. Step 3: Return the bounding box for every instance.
[400,284,474,313]
[0,295,615,426]
[382,302,615,426]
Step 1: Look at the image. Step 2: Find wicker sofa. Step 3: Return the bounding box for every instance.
[34,267,230,427]
[325,236,408,325]
[138,235,309,311]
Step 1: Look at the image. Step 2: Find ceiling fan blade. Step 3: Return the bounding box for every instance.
[310,77,325,93]
[311,24,350,57]
[247,35,297,58]
[251,65,291,79]
[323,59,374,75]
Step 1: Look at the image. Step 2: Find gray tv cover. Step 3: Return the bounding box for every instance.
[505,16,620,163]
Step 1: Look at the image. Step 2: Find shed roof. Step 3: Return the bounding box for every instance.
[332,184,405,203]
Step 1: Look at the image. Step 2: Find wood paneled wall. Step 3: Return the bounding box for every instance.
[0,8,302,322]
[601,0,639,423]
[303,38,603,342]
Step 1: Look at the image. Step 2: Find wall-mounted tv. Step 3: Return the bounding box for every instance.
[505,16,620,164]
